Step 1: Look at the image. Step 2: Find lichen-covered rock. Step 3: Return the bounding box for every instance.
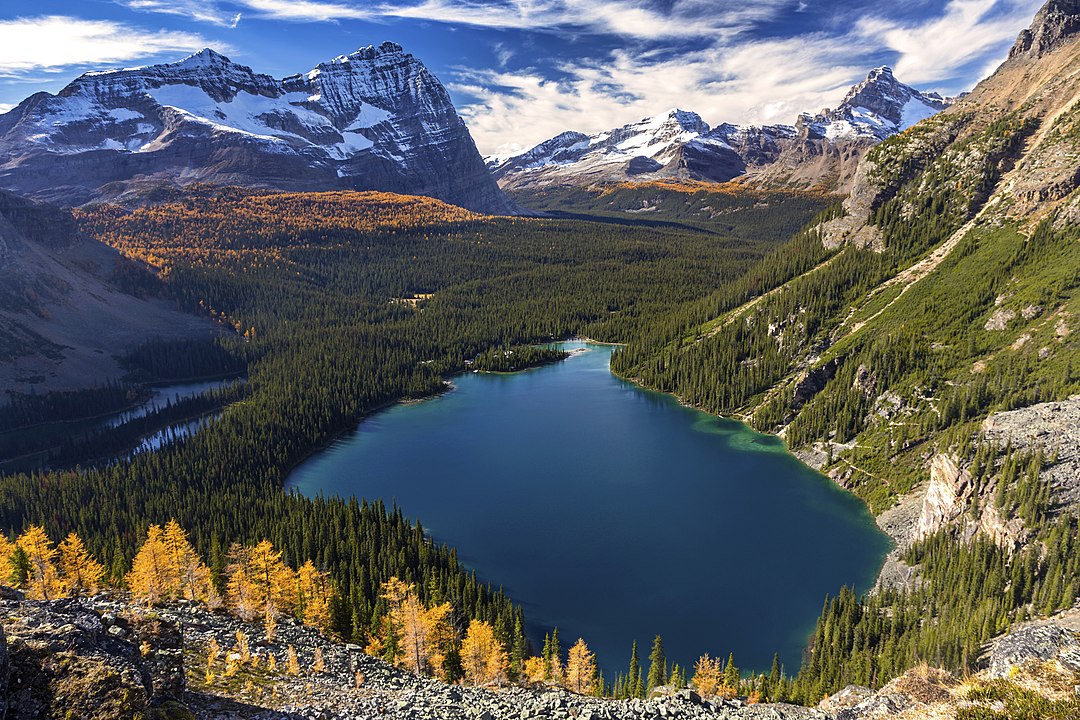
[0,596,194,720]
[984,610,1080,678]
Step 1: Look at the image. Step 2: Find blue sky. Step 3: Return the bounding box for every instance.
[0,0,1043,155]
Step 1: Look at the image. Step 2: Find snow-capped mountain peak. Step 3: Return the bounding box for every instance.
[491,66,953,192]
[802,65,950,141]
[0,44,516,213]
[487,107,728,180]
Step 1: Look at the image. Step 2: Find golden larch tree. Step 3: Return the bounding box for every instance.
[0,534,15,581]
[247,539,296,613]
[225,543,260,621]
[17,525,64,600]
[565,638,597,695]
[524,656,547,684]
[423,602,457,681]
[162,519,217,603]
[127,525,172,605]
[296,560,332,631]
[58,532,106,597]
[460,619,508,686]
[691,654,723,697]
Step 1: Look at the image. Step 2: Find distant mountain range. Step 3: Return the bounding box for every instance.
[488,67,954,193]
[0,43,517,214]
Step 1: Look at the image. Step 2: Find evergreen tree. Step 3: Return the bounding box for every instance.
[647,634,667,693]
[627,639,643,698]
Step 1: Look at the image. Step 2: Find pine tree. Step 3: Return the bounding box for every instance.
[627,640,643,698]
[547,627,563,683]
[57,532,105,597]
[670,663,686,689]
[647,634,667,693]
[509,617,527,681]
[723,652,739,693]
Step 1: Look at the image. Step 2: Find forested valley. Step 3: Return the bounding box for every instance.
[0,183,829,693]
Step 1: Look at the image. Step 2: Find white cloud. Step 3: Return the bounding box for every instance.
[125,0,242,27]
[0,103,14,114]
[856,0,1043,85]
[126,0,791,38]
[455,32,875,155]
[451,0,1041,155]
[0,16,216,75]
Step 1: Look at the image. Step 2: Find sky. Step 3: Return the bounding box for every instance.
[0,0,1044,156]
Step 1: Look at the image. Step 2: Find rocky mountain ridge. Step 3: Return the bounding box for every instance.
[2,592,1075,720]
[489,68,950,193]
[0,44,517,214]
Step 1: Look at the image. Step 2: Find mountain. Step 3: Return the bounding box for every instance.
[0,44,517,214]
[0,190,213,393]
[489,67,950,193]
[611,0,1079,697]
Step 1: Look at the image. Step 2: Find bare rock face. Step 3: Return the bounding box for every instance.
[915,455,974,540]
[983,395,1080,508]
[0,596,192,720]
[1010,0,1080,60]
[984,608,1080,679]
[0,44,516,214]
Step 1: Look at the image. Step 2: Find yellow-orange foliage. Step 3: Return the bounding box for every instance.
[296,560,333,632]
[375,577,456,678]
[58,532,106,596]
[162,520,217,604]
[523,656,548,684]
[460,619,508,686]
[127,525,170,604]
[565,638,597,695]
[17,525,64,600]
[0,535,15,581]
[75,188,486,274]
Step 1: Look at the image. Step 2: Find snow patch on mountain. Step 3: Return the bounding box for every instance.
[492,66,952,190]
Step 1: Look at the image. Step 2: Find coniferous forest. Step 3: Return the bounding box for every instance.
[0,185,828,690]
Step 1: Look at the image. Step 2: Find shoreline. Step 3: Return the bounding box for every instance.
[610,365,900,589]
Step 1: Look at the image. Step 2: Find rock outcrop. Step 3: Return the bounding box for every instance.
[1010,0,1080,59]
[983,395,1080,507]
[914,454,974,539]
[0,44,517,214]
[0,596,191,719]
[983,607,1080,679]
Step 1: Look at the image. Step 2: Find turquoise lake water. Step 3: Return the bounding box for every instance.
[288,341,890,676]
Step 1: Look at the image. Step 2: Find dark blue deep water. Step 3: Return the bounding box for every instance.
[288,341,890,676]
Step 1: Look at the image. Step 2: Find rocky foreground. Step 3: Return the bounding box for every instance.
[0,591,1077,720]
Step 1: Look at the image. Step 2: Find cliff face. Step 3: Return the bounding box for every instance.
[0,44,517,214]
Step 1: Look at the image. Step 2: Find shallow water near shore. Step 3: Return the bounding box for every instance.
[288,341,890,676]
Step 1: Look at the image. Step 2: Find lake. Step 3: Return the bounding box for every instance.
[288,341,890,677]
